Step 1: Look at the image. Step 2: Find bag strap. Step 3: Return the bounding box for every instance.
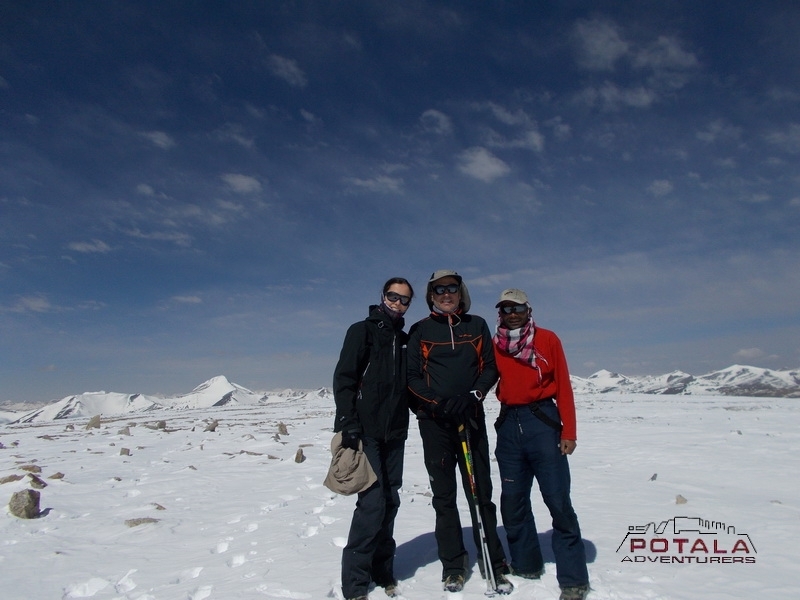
[529,399,562,432]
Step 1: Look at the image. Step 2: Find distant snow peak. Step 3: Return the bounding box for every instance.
[572,365,799,397]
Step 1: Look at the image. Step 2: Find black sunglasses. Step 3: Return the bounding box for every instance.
[500,305,528,314]
[384,291,411,306]
[432,284,460,295]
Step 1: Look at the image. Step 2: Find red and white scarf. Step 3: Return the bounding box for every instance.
[494,316,548,383]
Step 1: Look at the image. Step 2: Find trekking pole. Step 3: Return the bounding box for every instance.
[458,422,498,596]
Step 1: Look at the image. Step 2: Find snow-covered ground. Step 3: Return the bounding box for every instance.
[1,392,797,600]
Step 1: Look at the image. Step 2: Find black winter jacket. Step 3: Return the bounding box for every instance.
[407,311,498,419]
[332,305,410,442]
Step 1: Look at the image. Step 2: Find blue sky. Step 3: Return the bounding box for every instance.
[2,1,799,403]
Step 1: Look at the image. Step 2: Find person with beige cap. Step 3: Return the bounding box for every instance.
[407,270,513,595]
[492,288,590,600]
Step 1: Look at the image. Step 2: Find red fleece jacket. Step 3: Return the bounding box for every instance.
[493,326,578,440]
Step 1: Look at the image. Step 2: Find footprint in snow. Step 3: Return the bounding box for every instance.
[227,553,246,568]
[189,584,213,600]
[63,577,110,598]
[114,569,137,593]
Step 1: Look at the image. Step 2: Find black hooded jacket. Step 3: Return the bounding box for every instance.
[332,305,410,442]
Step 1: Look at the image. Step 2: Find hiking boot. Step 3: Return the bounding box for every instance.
[443,574,465,593]
[511,566,545,579]
[560,583,591,600]
[494,572,514,595]
[345,596,368,600]
[383,582,398,597]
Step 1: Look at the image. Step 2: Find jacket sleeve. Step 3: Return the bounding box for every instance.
[551,332,577,440]
[473,319,499,395]
[332,321,368,433]
[406,322,444,414]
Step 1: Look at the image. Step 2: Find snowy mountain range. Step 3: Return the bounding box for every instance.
[2,365,798,425]
[571,364,800,397]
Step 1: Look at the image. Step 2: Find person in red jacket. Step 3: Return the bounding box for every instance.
[492,288,590,600]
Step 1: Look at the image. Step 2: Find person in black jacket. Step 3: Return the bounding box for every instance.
[333,277,414,600]
[407,270,513,595]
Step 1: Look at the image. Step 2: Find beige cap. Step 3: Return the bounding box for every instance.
[428,269,462,284]
[495,288,529,307]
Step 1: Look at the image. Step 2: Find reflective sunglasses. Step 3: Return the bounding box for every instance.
[500,304,528,314]
[384,291,411,306]
[432,284,460,295]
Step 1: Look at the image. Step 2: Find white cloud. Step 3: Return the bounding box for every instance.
[13,296,53,313]
[733,347,765,360]
[764,123,800,153]
[578,82,658,111]
[634,36,698,70]
[172,296,202,304]
[344,175,403,194]
[267,54,308,88]
[647,180,673,197]
[221,173,263,194]
[67,240,112,253]
[125,228,192,247]
[696,120,742,143]
[571,18,629,71]
[420,109,453,135]
[139,130,175,149]
[457,147,511,182]
[214,123,256,149]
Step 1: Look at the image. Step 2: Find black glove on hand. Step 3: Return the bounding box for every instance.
[341,430,361,451]
[431,397,450,417]
[445,392,479,419]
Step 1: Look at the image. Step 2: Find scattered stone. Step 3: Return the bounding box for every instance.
[294,448,305,463]
[9,489,41,519]
[85,415,102,430]
[278,422,289,435]
[204,419,219,432]
[240,450,262,456]
[156,420,167,430]
[48,472,65,480]
[272,433,281,442]
[125,517,159,527]
[37,435,57,441]
[1,474,24,484]
[118,427,131,436]
[188,465,197,470]
[120,448,131,456]
[242,434,256,441]
[268,455,280,460]
[20,464,42,474]
[28,474,47,489]
[152,503,166,511]
[649,473,658,481]
[676,494,688,504]
[65,424,74,431]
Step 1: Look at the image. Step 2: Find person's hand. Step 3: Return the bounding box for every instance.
[560,439,577,455]
[431,397,449,417]
[341,431,361,451]
[445,392,479,420]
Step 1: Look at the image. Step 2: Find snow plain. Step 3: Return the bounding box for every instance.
[1,391,797,600]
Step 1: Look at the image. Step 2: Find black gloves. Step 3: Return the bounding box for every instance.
[341,430,361,451]
[444,392,480,420]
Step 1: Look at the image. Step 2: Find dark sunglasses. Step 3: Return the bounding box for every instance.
[384,291,411,306]
[432,284,460,295]
[500,305,528,314]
